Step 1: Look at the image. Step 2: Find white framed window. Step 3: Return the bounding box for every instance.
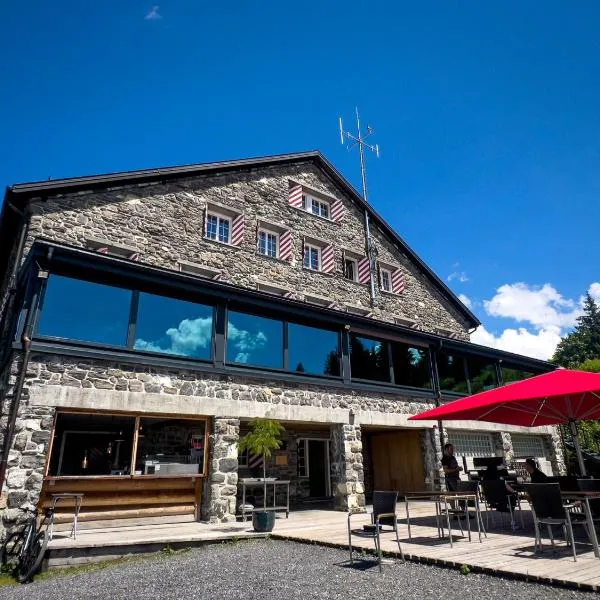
[344,258,358,282]
[380,267,392,292]
[206,212,231,244]
[303,244,321,271]
[257,229,279,258]
[446,432,494,457]
[302,193,330,220]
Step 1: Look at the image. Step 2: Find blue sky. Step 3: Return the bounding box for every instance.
[2,1,600,360]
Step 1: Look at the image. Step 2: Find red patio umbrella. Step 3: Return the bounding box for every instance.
[409,369,600,475]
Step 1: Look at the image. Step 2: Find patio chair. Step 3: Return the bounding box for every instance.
[444,480,478,536]
[525,483,589,562]
[576,479,600,527]
[347,490,404,572]
[481,480,522,530]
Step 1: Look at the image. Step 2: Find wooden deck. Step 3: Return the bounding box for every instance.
[48,503,600,590]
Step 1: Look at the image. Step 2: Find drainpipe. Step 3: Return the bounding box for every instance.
[0,269,45,491]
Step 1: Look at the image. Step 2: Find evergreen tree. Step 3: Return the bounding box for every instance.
[552,294,600,367]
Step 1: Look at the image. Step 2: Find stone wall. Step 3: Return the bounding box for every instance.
[330,424,364,511]
[543,431,567,476]
[204,417,239,523]
[22,161,469,338]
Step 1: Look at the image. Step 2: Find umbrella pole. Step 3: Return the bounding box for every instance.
[570,420,587,477]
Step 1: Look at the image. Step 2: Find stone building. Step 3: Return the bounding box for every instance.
[0,151,561,529]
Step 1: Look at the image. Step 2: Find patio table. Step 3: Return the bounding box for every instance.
[403,491,485,547]
[560,490,600,558]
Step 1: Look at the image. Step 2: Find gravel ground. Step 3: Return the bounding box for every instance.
[0,539,595,600]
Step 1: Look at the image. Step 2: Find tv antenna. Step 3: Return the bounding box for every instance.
[339,108,380,305]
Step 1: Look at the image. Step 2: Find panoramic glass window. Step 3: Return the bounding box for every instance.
[391,342,432,388]
[226,310,283,369]
[350,334,391,382]
[134,418,206,476]
[48,413,135,476]
[502,366,535,385]
[37,275,132,346]
[467,357,498,393]
[288,323,340,376]
[134,293,213,359]
[437,352,469,393]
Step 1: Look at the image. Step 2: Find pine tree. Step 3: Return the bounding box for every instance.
[552,294,600,367]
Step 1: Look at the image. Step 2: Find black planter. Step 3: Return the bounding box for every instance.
[252,510,276,532]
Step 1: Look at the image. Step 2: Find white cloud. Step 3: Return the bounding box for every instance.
[458,293,472,309]
[472,281,600,360]
[447,271,469,283]
[144,5,162,20]
[471,325,563,360]
[135,317,213,356]
[227,323,267,363]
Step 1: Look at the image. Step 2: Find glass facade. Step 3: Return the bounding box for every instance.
[437,352,469,394]
[350,334,391,382]
[288,323,340,376]
[227,310,284,369]
[502,366,535,384]
[391,342,432,388]
[467,356,498,393]
[37,275,131,346]
[134,293,213,359]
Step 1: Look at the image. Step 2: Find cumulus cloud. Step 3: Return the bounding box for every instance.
[144,5,162,20]
[447,271,469,283]
[458,293,472,309]
[135,317,213,356]
[471,281,600,360]
[227,322,267,363]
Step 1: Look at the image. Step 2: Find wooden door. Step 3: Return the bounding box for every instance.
[370,430,425,493]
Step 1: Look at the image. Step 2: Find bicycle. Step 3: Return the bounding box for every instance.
[0,508,53,583]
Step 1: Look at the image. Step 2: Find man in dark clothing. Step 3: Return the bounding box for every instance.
[441,443,462,491]
[525,458,548,483]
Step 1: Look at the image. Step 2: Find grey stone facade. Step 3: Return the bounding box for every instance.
[21,162,470,338]
[330,424,364,511]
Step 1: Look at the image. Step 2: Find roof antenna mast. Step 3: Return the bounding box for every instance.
[339,108,380,305]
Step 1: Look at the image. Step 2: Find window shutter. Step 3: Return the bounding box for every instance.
[289,184,303,208]
[128,252,139,262]
[321,244,334,273]
[279,230,293,261]
[231,214,245,246]
[96,247,109,255]
[392,267,405,294]
[358,257,370,284]
[331,199,345,222]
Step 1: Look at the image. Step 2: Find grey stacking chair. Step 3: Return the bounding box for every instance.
[347,490,404,571]
[525,483,589,562]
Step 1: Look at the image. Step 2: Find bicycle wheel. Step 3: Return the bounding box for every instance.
[1,531,25,570]
[17,529,48,583]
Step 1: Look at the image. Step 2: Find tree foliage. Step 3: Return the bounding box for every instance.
[552,294,600,368]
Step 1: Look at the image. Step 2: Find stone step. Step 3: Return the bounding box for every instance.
[52,513,196,532]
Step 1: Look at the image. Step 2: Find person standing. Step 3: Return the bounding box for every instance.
[441,443,462,491]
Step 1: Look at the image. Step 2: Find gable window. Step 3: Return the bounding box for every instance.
[344,258,358,282]
[257,229,278,258]
[380,267,392,293]
[302,194,330,219]
[206,213,230,244]
[303,244,321,271]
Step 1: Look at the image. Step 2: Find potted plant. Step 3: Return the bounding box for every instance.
[238,418,284,532]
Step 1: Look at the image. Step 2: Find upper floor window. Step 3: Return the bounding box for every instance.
[303,194,330,219]
[206,213,230,244]
[304,244,321,271]
[258,229,278,258]
[380,267,392,293]
[344,258,358,282]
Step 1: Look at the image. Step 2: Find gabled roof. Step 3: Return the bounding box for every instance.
[1,151,480,327]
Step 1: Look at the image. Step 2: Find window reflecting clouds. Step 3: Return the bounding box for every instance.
[227,311,283,369]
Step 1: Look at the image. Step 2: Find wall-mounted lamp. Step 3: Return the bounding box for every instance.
[81,450,88,470]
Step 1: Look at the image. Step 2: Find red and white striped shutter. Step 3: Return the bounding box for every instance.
[279,230,293,261]
[321,244,334,273]
[392,267,405,294]
[97,247,109,255]
[358,257,370,284]
[331,199,345,222]
[288,184,303,208]
[128,252,139,262]
[231,214,245,246]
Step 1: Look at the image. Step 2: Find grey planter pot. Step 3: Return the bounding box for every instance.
[252,511,276,532]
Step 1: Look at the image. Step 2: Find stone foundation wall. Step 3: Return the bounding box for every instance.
[330,424,364,511]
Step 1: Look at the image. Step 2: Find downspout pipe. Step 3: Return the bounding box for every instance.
[0,270,44,492]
